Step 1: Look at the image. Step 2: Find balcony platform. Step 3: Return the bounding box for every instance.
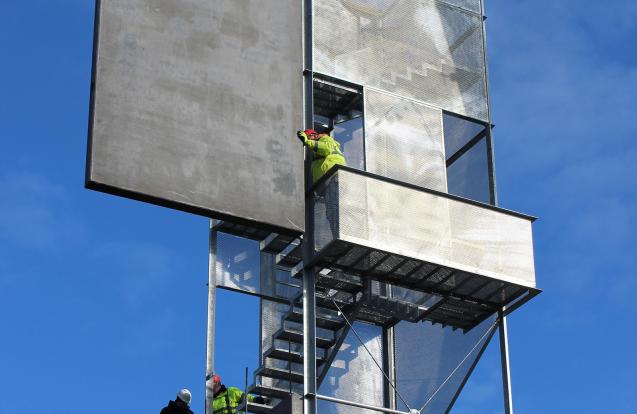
[309,166,541,331]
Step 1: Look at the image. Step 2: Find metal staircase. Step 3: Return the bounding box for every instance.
[232,235,449,414]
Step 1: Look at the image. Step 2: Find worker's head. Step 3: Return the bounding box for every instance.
[304,129,320,140]
[212,374,222,393]
[176,389,192,406]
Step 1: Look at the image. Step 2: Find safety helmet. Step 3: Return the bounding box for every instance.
[304,129,321,140]
[177,389,192,405]
[212,374,221,384]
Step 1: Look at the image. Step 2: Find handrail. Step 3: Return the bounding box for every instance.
[307,164,537,222]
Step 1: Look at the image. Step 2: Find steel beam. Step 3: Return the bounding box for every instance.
[316,394,412,414]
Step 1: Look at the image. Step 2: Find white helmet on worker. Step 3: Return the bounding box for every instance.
[177,388,192,405]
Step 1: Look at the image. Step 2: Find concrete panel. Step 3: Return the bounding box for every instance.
[87,0,305,234]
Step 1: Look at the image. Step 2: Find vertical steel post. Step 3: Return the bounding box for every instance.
[479,0,498,206]
[383,326,397,410]
[498,309,514,414]
[302,1,317,413]
[481,1,514,410]
[245,366,250,413]
[302,264,317,414]
[205,220,218,414]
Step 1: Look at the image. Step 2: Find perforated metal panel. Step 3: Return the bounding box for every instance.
[87,0,304,233]
[394,316,497,414]
[260,298,295,390]
[317,322,385,413]
[438,0,482,14]
[315,169,536,289]
[365,88,447,191]
[215,233,260,293]
[314,0,488,121]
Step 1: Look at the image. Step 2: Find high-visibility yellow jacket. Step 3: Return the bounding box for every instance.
[211,386,253,414]
[305,134,346,183]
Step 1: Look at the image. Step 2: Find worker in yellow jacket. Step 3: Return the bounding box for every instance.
[210,374,268,414]
[297,129,346,182]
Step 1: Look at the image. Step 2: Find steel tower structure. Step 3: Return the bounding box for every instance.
[86,1,539,413]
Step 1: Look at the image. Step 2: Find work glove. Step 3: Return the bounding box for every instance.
[296,130,308,144]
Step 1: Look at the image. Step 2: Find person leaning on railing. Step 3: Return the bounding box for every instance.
[296,129,346,183]
[297,129,346,240]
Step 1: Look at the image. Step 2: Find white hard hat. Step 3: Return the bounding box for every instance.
[177,389,192,405]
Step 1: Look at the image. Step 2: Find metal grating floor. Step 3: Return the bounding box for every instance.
[312,239,540,331]
[213,220,272,241]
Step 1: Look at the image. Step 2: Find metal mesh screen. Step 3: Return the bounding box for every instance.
[394,315,497,414]
[318,322,385,413]
[438,0,481,14]
[215,233,301,300]
[215,233,260,293]
[260,298,296,390]
[315,170,536,288]
[365,88,447,191]
[314,0,488,121]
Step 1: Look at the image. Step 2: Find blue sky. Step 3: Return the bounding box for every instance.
[1,1,636,413]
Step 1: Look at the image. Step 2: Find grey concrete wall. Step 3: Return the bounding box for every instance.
[87,0,305,234]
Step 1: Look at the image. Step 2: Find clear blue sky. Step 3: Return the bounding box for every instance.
[1,1,636,413]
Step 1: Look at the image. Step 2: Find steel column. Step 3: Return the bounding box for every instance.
[479,0,498,206]
[303,0,317,412]
[383,326,397,410]
[498,309,514,414]
[205,220,218,414]
[302,265,317,414]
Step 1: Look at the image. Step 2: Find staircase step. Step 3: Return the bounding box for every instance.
[276,243,303,268]
[249,384,294,400]
[235,401,274,414]
[261,233,297,255]
[264,346,326,366]
[316,291,357,310]
[316,271,363,294]
[292,290,356,310]
[284,308,345,331]
[275,327,335,349]
[364,295,427,323]
[256,366,304,384]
